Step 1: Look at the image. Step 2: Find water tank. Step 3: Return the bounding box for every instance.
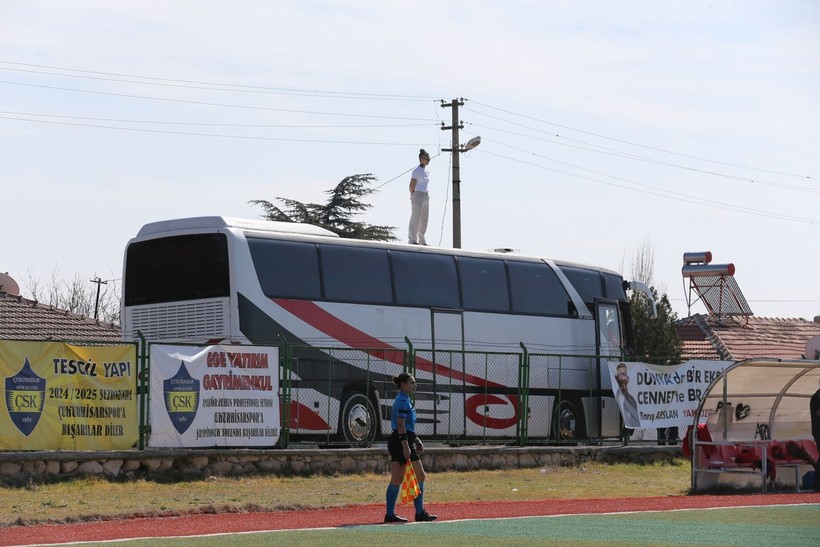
[0,272,20,296]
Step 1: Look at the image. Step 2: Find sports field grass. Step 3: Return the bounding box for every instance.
[26,505,819,546]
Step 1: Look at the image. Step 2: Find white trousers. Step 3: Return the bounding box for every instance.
[408,191,429,244]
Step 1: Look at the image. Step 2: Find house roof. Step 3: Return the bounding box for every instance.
[0,291,121,342]
[676,313,820,361]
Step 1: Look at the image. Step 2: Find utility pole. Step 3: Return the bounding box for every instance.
[441,98,480,249]
[90,277,108,320]
[441,98,464,248]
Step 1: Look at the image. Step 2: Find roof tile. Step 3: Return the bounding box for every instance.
[676,313,820,361]
[0,292,120,342]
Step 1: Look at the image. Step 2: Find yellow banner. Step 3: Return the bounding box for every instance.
[0,341,138,450]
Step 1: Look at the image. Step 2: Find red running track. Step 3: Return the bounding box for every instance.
[2,493,819,546]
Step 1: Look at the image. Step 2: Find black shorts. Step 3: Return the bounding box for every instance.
[388,430,419,463]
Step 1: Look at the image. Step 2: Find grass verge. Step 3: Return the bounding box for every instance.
[0,459,690,527]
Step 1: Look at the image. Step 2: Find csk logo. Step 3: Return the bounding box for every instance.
[163,361,200,434]
[4,358,46,436]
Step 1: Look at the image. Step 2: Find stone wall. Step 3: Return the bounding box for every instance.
[0,445,680,485]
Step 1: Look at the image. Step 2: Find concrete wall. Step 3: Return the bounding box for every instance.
[0,445,679,485]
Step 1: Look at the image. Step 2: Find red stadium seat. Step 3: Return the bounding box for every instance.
[802,439,819,463]
[768,441,792,464]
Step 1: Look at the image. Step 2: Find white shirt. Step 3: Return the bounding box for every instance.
[411,165,429,193]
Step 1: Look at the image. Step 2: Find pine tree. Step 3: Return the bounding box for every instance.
[250,174,397,240]
[629,288,682,365]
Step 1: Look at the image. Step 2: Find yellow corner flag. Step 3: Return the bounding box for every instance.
[400,461,420,504]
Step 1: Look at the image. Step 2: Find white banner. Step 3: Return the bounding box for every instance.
[608,360,733,429]
[149,344,280,447]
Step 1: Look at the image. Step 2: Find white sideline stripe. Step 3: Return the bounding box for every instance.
[436,501,820,525]
[14,503,820,546]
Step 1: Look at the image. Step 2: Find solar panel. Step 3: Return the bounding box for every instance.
[688,275,753,317]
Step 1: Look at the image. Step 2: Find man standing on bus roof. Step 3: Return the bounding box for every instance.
[408,148,431,245]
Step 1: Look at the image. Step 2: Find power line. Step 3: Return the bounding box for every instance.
[468,122,820,195]
[668,298,820,303]
[0,61,438,101]
[372,153,442,191]
[0,115,433,146]
[0,80,436,121]
[0,109,433,129]
[438,151,453,246]
[466,100,816,180]
[473,147,818,225]
[471,132,820,210]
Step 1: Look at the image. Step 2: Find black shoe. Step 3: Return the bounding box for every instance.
[384,514,408,523]
[415,510,437,522]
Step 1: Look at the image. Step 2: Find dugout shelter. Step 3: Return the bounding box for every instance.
[690,358,820,493]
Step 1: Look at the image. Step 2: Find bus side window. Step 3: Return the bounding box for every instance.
[559,266,604,312]
[392,251,459,308]
[457,257,509,312]
[247,238,321,299]
[507,262,573,317]
[320,245,392,304]
[602,272,627,300]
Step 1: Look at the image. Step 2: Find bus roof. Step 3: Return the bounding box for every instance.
[134,217,621,277]
[135,216,339,238]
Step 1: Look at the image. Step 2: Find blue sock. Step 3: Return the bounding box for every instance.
[414,482,425,514]
[386,483,400,516]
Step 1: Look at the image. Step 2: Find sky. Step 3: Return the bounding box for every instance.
[1,0,819,322]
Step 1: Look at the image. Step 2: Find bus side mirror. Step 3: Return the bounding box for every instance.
[628,281,657,318]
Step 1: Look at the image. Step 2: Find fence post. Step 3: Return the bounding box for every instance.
[517,343,530,446]
[277,334,291,449]
[136,331,148,450]
[403,337,415,377]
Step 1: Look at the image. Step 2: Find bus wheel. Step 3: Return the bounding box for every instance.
[338,392,377,448]
[551,398,585,442]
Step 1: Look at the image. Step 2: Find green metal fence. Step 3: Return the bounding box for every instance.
[275,339,631,448]
[131,337,681,449]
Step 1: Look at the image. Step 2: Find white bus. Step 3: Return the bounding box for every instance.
[122,216,653,447]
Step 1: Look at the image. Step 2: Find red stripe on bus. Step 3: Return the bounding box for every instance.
[273,298,518,429]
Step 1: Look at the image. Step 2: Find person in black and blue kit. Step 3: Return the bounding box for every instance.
[384,372,437,523]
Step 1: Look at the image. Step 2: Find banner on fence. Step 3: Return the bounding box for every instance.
[0,340,138,450]
[149,344,280,447]
[608,360,734,429]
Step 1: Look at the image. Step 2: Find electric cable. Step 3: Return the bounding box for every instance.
[0,80,436,121]
[474,147,817,225]
[0,61,438,100]
[467,100,815,180]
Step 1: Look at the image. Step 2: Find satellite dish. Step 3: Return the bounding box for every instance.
[806,335,820,360]
[0,272,20,296]
[464,136,481,151]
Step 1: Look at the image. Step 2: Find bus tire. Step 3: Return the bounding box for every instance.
[337,391,378,448]
[551,397,585,443]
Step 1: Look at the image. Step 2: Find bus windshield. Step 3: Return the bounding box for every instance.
[124,233,230,306]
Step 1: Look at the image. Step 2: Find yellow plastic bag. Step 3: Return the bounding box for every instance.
[400,460,419,504]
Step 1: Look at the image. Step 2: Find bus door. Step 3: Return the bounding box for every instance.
[592,299,624,438]
[427,309,464,439]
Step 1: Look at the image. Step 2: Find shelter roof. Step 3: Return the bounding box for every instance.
[676,313,820,361]
[0,291,120,342]
[695,358,820,442]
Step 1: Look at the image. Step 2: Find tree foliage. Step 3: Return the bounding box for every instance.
[630,289,682,365]
[624,238,681,364]
[250,173,397,240]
